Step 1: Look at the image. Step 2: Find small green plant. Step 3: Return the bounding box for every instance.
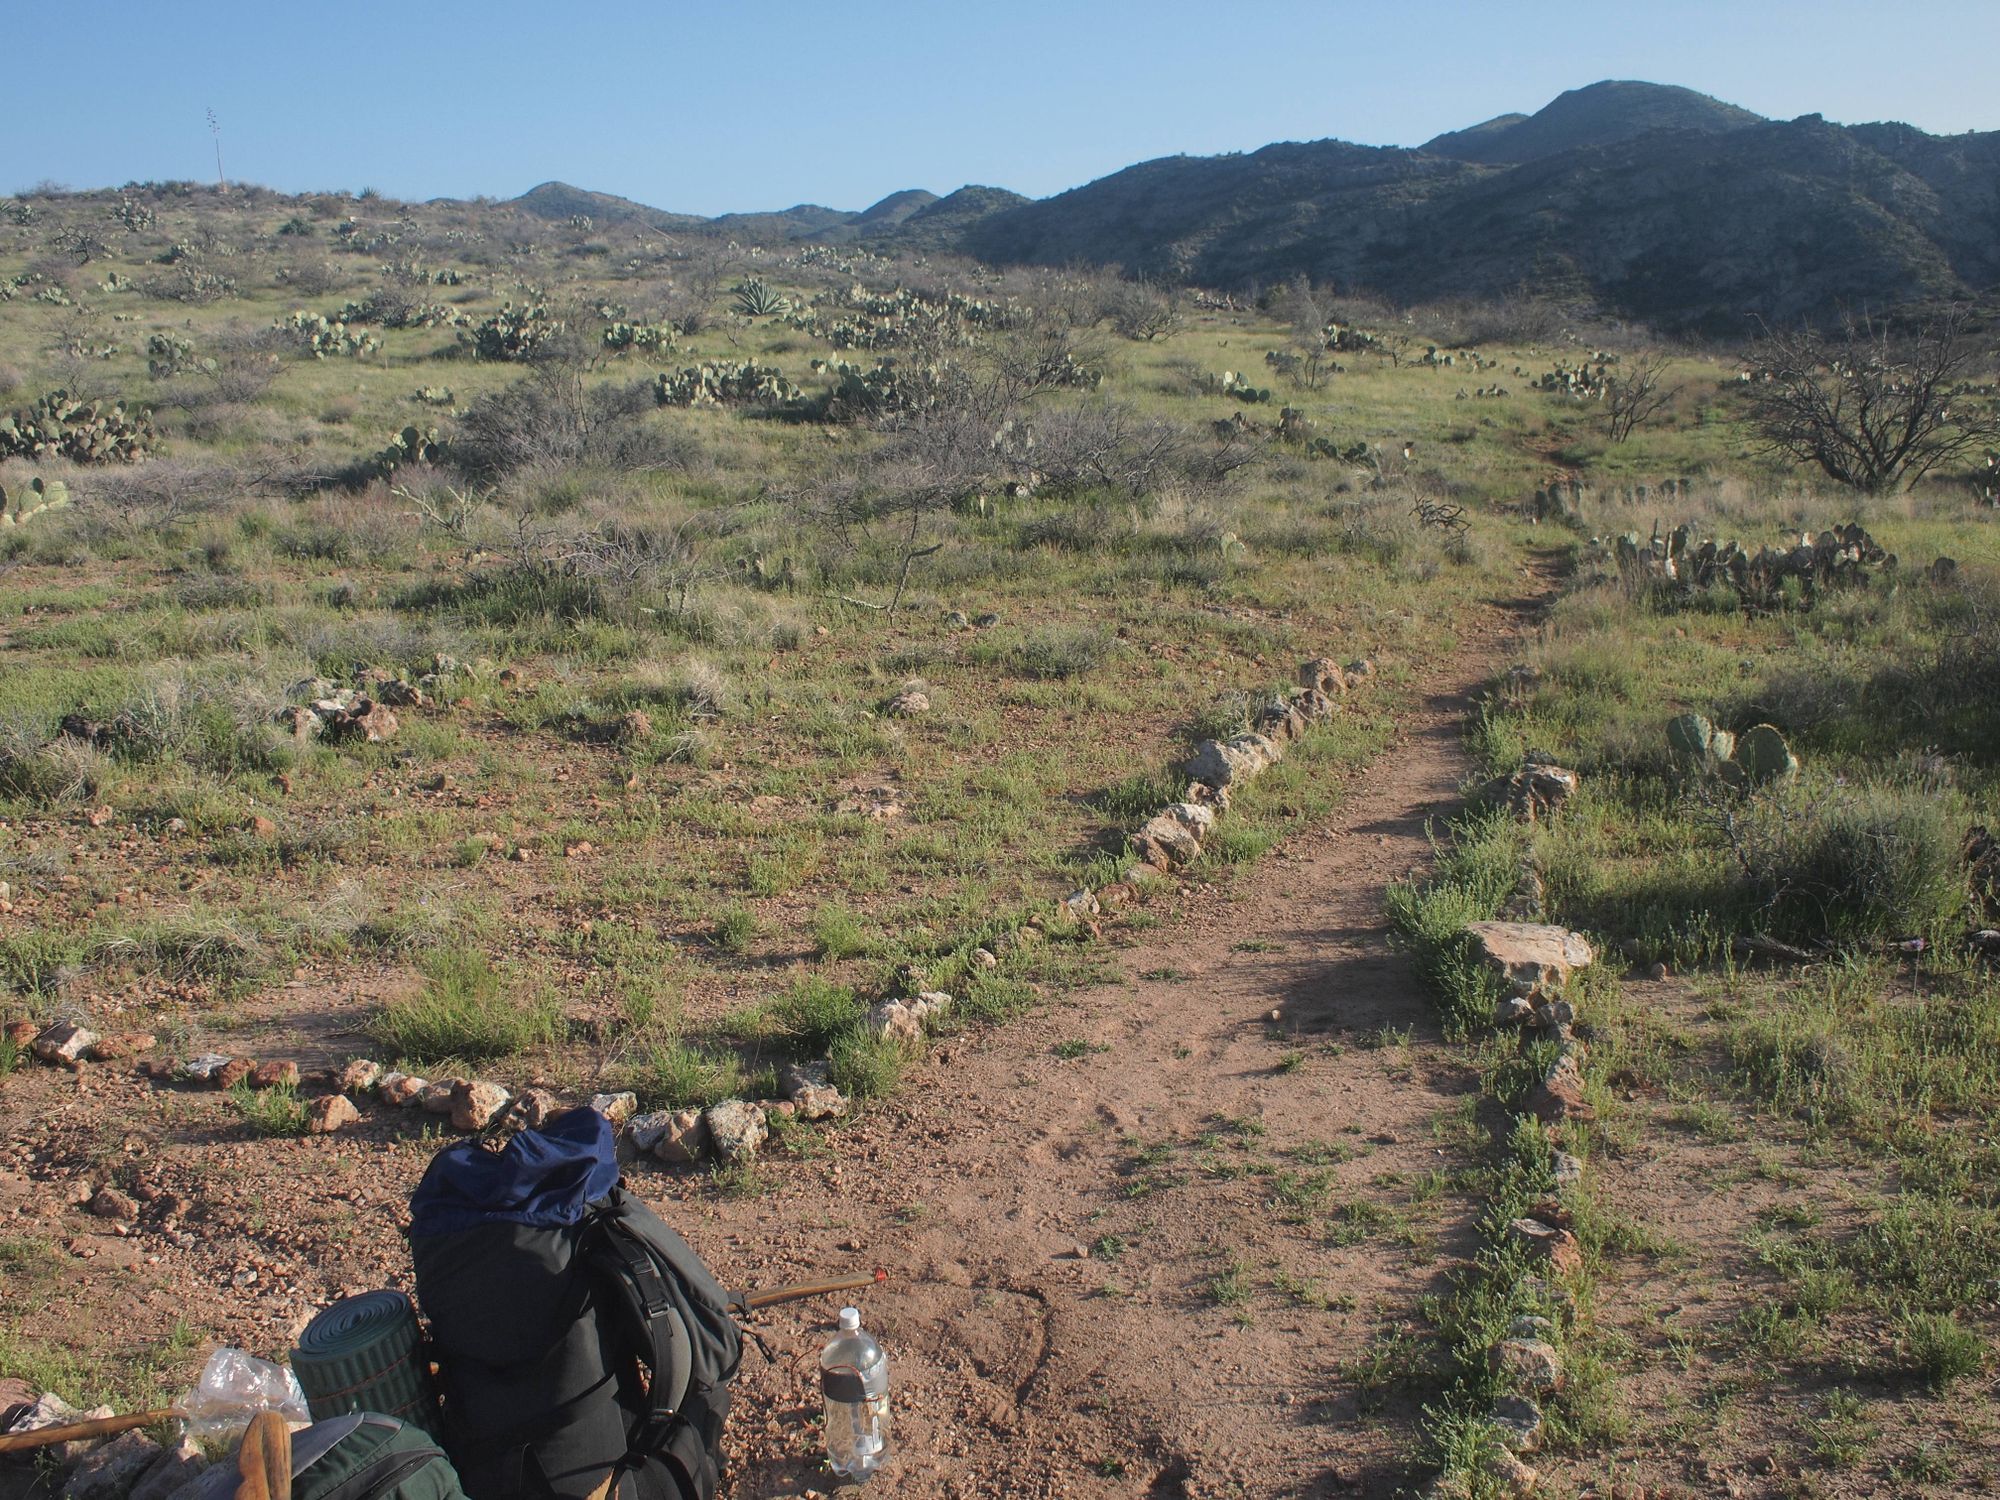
[371,947,557,1063]
[711,904,760,954]
[1900,1311,1984,1391]
[811,904,868,959]
[630,1040,742,1110]
[1054,1039,1111,1059]
[229,1081,309,1137]
[1207,1256,1252,1308]
[767,976,863,1055]
[829,1025,907,1100]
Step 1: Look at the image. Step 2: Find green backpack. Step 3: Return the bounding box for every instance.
[291,1415,464,1500]
[189,1415,464,1500]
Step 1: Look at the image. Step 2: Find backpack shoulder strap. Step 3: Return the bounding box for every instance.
[587,1206,693,1452]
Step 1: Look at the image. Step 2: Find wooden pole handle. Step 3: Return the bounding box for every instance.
[236,1412,292,1500]
[0,1409,183,1454]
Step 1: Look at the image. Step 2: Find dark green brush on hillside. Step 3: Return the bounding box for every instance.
[504,81,2000,332]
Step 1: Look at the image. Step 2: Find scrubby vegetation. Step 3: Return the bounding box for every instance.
[0,178,1996,1490]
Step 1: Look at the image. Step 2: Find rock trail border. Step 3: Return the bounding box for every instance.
[696,565,1556,1499]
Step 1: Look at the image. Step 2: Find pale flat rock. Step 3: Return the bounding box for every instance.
[1465,921,1595,997]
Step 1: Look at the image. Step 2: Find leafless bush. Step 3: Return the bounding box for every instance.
[75,459,241,535]
[982,316,1106,404]
[1027,401,1254,503]
[1102,279,1183,342]
[1745,308,2000,491]
[1604,350,1680,442]
[450,353,691,482]
[275,258,346,298]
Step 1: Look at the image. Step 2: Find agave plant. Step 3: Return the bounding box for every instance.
[731,279,790,319]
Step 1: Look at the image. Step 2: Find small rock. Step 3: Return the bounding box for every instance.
[178,1052,233,1083]
[63,1428,161,1498]
[1524,1054,1594,1125]
[1508,1218,1584,1278]
[973,612,1000,628]
[4,1019,38,1049]
[31,1021,100,1068]
[791,1083,848,1122]
[884,686,930,718]
[704,1099,768,1163]
[590,1091,639,1125]
[213,1057,255,1090]
[1551,1151,1585,1190]
[337,1059,383,1093]
[88,1031,156,1062]
[970,947,998,969]
[515,1087,562,1128]
[1490,1337,1565,1395]
[943,611,970,630]
[627,1110,675,1154]
[779,1060,831,1096]
[89,1186,139,1221]
[1344,657,1375,679]
[376,679,427,708]
[378,1071,429,1108]
[129,1441,208,1500]
[306,1094,361,1134]
[1291,687,1335,724]
[1184,733,1280,790]
[651,1109,709,1164]
[869,1001,924,1045]
[1465,921,1596,998]
[1481,1448,1539,1496]
[248,1059,300,1090]
[1490,1394,1544,1453]
[421,1080,463,1114]
[1493,996,1535,1027]
[450,1080,510,1131]
[1298,657,1347,695]
[1647,961,1670,981]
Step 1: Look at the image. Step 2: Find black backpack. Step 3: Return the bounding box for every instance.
[408,1108,743,1500]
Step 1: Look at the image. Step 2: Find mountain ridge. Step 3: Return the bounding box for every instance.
[502,81,2000,331]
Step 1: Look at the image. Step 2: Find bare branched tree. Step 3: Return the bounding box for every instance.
[809,408,1001,614]
[1745,308,2000,491]
[1103,279,1183,342]
[1603,350,1680,442]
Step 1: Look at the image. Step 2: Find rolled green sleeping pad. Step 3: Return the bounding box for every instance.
[292,1290,442,1437]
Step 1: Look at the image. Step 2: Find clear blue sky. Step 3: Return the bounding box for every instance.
[11,1,1998,213]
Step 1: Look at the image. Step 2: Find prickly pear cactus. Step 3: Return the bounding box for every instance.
[0,391,154,464]
[462,302,562,362]
[653,361,800,409]
[372,424,443,477]
[1733,724,1799,786]
[1666,713,1735,766]
[0,477,71,527]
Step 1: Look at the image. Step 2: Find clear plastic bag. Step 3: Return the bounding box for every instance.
[178,1348,311,1446]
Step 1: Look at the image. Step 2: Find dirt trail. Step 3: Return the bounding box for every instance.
[695,567,1554,1499]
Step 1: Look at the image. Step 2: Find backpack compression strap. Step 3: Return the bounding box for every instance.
[590,1213,694,1453]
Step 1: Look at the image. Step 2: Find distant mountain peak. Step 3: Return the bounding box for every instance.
[1422,79,1765,163]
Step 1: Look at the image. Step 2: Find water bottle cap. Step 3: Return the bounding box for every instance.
[838,1307,860,1331]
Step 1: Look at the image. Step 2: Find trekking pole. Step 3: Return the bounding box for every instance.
[736,1267,888,1312]
[0,1409,184,1454]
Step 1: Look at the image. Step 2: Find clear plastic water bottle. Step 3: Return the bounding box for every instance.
[820,1306,889,1480]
